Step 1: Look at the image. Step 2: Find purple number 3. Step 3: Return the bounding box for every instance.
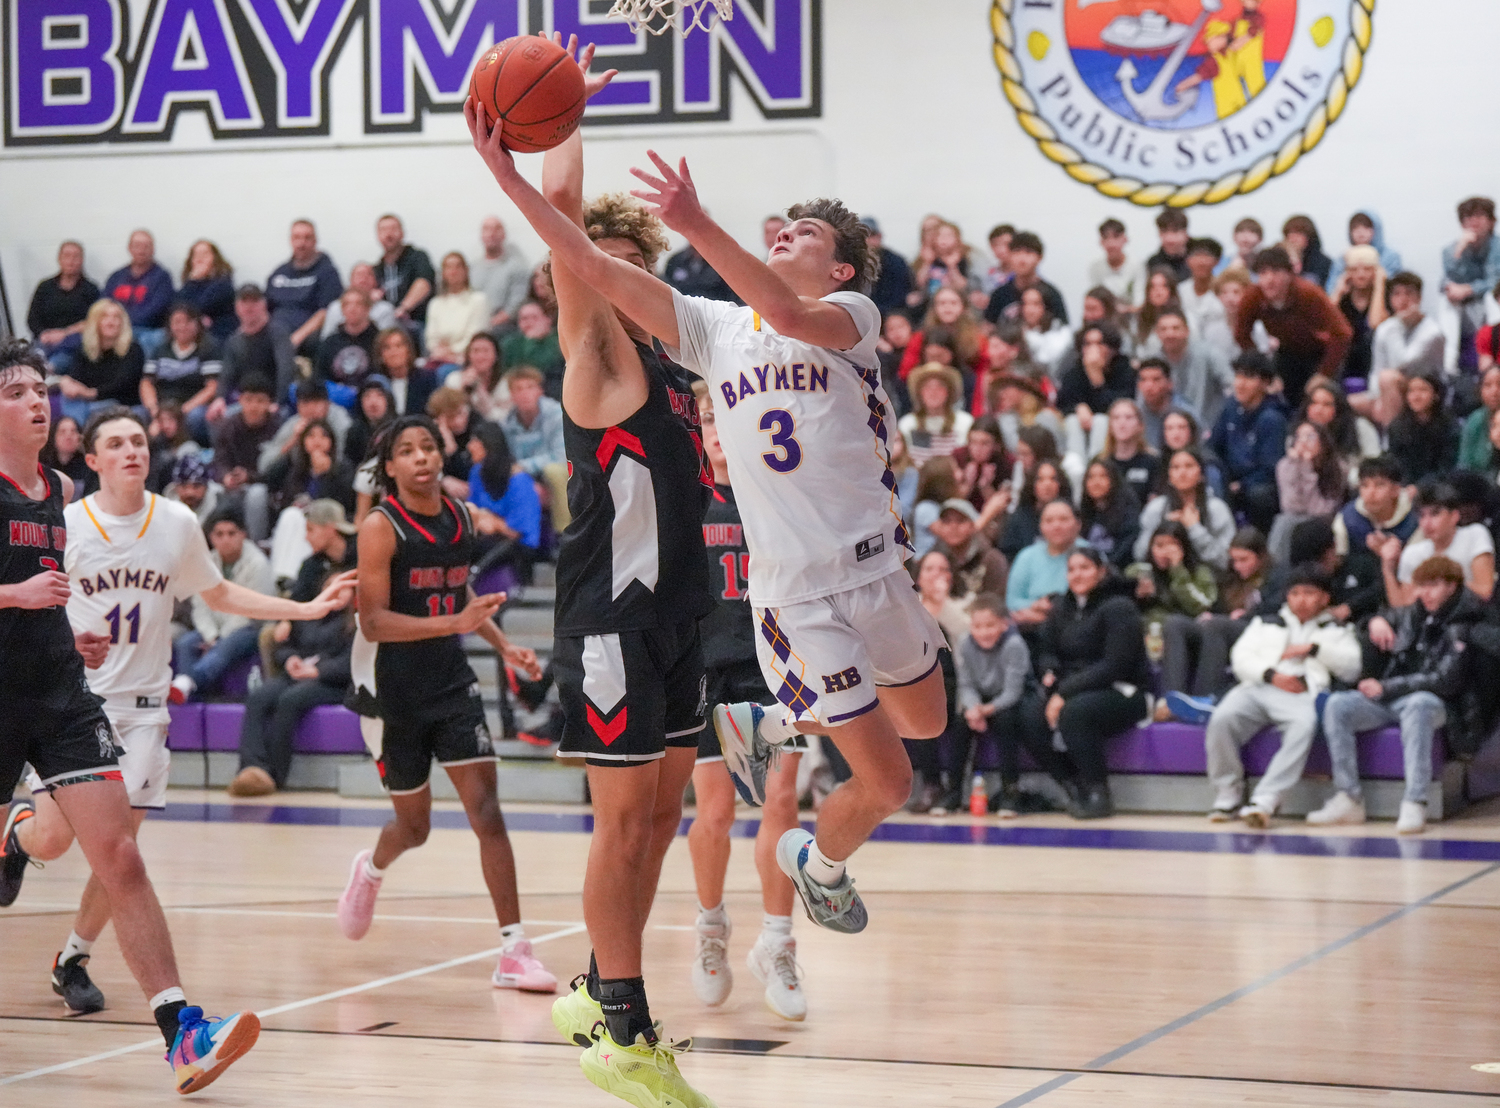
[758,409,802,473]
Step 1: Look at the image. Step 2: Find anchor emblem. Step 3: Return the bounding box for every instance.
[1112,0,1223,123]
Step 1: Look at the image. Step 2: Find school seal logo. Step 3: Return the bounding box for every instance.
[990,0,1373,206]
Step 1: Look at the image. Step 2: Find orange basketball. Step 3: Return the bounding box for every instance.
[469,36,586,154]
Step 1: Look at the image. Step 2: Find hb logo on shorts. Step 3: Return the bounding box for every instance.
[822,667,862,694]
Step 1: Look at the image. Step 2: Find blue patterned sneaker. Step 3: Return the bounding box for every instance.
[167,1006,261,1095]
[775,829,867,934]
[713,702,785,807]
[1165,691,1217,726]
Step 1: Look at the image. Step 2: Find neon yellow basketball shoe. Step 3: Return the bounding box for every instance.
[580,1025,715,1108]
[551,974,604,1047]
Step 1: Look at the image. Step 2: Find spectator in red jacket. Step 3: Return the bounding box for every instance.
[1235,247,1352,406]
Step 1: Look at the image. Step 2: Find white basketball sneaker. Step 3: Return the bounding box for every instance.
[1306,792,1367,827]
[746,934,806,1022]
[691,911,733,1007]
[1395,801,1427,835]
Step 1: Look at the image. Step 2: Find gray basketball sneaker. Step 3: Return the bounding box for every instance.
[775,829,867,934]
[713,702,786,807]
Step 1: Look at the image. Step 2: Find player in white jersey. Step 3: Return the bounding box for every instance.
[7,407,354,1013]
[470,122,946,935]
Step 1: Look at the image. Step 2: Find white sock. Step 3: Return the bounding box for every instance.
[757,707,799,746]
[697,902,727,926]
[361,855,384,882]
[172,674,195,694]
[500,923,526,949]
[61,931,93,964]
[760,914,793,942]
[801,840,845,887]
[149,986,186,1012]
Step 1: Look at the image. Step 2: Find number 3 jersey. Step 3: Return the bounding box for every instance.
[63,494,224,726]
[668,288,911,607]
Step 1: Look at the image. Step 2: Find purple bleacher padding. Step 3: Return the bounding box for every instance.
[293,705,366,754]
[166,703,205,751]
[1343,377,1368,394]
[1097,722,1443,779]
[202,702,246,752]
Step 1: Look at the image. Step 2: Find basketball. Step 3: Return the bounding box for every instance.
[469,35,587,153]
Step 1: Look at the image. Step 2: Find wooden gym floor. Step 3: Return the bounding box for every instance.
[3,790,1500,1106]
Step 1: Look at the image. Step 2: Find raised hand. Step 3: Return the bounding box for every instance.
[465,96,519,186]
[550,32,618,101]
[304,569,358,618]
[454,591,506,634]
[629,150,707,234]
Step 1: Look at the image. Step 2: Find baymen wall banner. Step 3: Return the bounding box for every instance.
[992,0,1374,206]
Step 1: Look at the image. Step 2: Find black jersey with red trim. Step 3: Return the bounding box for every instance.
[700,484,756,670]
[554,340,714,637]
[0,466,85,701]
[373,495,479,721]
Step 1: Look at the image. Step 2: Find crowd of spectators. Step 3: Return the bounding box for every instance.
[21,196,1500,820]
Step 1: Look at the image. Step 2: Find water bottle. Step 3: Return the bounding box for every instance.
[247,664,263,692]
[1146,620,1164,663]
[969,773,987,817]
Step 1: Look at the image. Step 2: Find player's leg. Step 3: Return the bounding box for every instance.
[687,747,736,1007]
[747,750,806,1021]
[443,756,557,993]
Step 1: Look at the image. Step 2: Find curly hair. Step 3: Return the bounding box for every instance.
[372,414,442,497]
[583,193,670,270]
[784,198,880,295]
[0,337,48,386]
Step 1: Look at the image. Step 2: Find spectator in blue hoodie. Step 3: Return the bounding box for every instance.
[266,219,343,357]
[1325,211,1402,293]
[1209,352,1286,533]
[104,229,174,356]
[178,240,237,341]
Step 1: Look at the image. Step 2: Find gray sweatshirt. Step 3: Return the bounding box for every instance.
[956,628,1033,713]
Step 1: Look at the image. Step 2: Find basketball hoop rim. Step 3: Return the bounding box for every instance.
[606,0,733,37]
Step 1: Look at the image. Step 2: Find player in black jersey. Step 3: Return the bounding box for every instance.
[338,415,556,993]
[468,37,717,1108]
[685,383,809,1023]
[0,340,261,1094]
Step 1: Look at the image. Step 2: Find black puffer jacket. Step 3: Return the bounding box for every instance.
[1037,573,1150,698]
[1374,590,1494,754]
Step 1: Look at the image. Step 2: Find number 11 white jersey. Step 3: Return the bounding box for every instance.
[64,494,223,726]
[669,288,911,607]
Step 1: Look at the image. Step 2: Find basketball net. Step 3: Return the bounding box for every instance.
[607,0,732,36]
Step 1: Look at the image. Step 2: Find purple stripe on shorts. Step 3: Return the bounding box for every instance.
[876,656,940,690]
[827,698,880,724]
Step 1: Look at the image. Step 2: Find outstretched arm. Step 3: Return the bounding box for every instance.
[465,70,679,352]
[202,569,357,622]
[630,152,860,351]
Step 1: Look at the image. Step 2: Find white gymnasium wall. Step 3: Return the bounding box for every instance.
[3,0,1498,331]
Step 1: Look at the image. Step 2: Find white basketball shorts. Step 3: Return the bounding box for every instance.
[751,567,943,729]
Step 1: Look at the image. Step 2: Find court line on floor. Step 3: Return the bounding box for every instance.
[170,907,582,926]
[0,922,587,1087]
[994,859,1500,1107]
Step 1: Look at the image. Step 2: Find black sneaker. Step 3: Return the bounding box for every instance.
[0,800,36,908]
[52,952,106,1014]
[1073,783,1115,821]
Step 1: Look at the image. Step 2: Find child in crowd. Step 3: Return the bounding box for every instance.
[1203,564,1361,827]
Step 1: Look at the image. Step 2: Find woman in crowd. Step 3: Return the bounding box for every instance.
[955,415,1008,518]
[1007,422,1064,501]
[1296,377,1380,487]
[344,377,396,467]
[1030,545,1150,819]
[1135,267,1184,351]
[1079,458,1141,570]
[150,400,202,467]
[900,287,983,378]
[373,326,437,416]
[57,299,144,426]
[1268,419,1348,564]
[1161,409,1227,498]
[41,415,89,499]
[912,221,976,307]
[464,421,543,585]
[1058,323,1135,474]
[912,327,976,409]
[911,455,961,558]
[1158,527,1272,719]
[179,239,237,341]
[1324,211,1403,292]
[527,262,557,317]
[1006,498,1081,628]
[1329,245,1388,383]
[888,427,919,518]
[1080,286,1134,353]
[266,417,356,514]
[445,332,506,421]
[878,311,914,417]
[1387,371,1460,484]
[425,252,490,368]
[141,302,221,443]
[1127,520,1218,627]
[976,321,1046,413]
[898,363,973,469]
[1281,215,1332,289]
[1135,447,1236,571]
[1020,287,1073,381]
[1459,366,1500,472]
[1000,459,1070,561]
[1213,269,1271,359]
[1097,397,1160,507]
[990,370,1062,463]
